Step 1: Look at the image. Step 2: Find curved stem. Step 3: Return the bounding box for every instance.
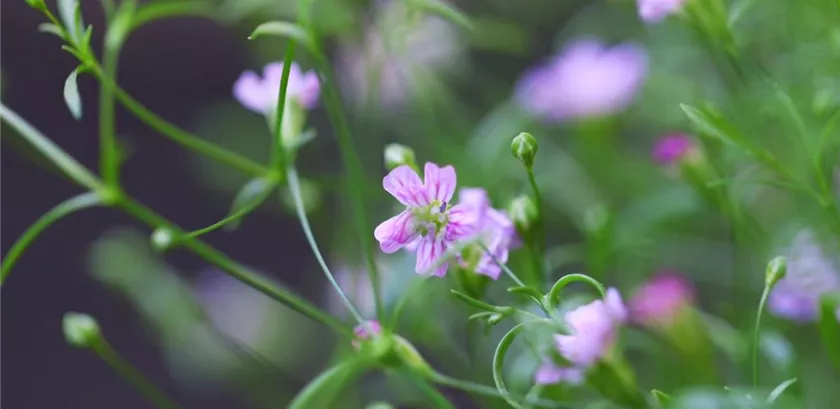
[118,196,353,335]
[183,178,278,239]
[287,166,368,325]
[91,337,182,409]
[405,371,456,409]
[271,41,296,170]
[479,242,526,287]
[429,370,566,408]
[526,169,545,279]
[546,273,606,311]
[1,192,103,284]
[752,283,771,387]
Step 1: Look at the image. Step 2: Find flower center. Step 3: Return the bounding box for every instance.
[411,200,450,237]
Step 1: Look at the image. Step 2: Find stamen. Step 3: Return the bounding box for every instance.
[439,201,447,213]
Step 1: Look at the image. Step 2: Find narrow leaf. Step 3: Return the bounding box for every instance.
[38,23,64,38]
[1,192,103,283]
[63,68,83,120]
[450,289,500,312]
[57,0,82,42]
[680,104,757,153]
[766,378,797,403]
[650,389,671,407]
[223,176,276,231]
[0,103,102,191]
[818,291,840,370]
[248,21,313,50]
[289,358,369,409]
[403,0,473,30]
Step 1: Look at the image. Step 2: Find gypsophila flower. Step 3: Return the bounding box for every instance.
[652,134,697,166]
[536,288,628,385]
[457,188,520,280]
[769,230,840,322]
[233,62,320,114]
[374,163,481,277]
[515,38,647,122]
[352,320,383,349]
[637,0,687,23]
[630,271,695,327]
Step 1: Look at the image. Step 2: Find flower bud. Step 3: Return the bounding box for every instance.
[765,256,787,288]
[150,227,176,253]
[63,312,101,348]
[26,0,47,11]
[508,195,538,233]
[383,144,417,171]
[511,132,538,170]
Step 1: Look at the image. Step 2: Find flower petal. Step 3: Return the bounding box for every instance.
[415,234,448,277]
[233,71,270,113]
[423,162,456,203]
[534,362,584,385]
[446,203,482,241]
[604,287,629,323]
[374,211,417,253]
[383,165,427,206]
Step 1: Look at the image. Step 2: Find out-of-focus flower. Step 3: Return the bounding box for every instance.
[637,0,687,24]
[336,1,464,111]
[652,134,698,166]
[374,163,482,277]
[515,38,647,122]
[233,62,320,114]
[536,288,628,385]
[194,270,276,346]
[630,272,695,328]
[352,320,383,349]
[769,231,840,322]
[457,188,520,280]
[329,265,377,318]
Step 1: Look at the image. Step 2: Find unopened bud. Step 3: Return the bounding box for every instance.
[508,195,538,232]
[384,144,417,171]
[511,132,538,170]
[63,312,101,348]
[765,256,787,288]
[150,227,176,252]
[26,0,47,11]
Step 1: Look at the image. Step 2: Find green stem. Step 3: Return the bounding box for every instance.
[526,169,545,280]
[272,41,296,170]
[299,1,383,322]
[118,196,353,335]
[406,371,456,409]
[90,337,182,409]
[98,32,120,186]
[87,63,267,176]
[429,371,565,408]
[479,242,526,287]
[287,166,367,325]
[183,177,278,239]
[752,283,771,387]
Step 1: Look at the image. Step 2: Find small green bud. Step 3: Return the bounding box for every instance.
[765,256,787,288]
[26,0,47,11]
[508,195,538,232]
[511,132,538,169]
[150,227,176,252]
[63,312,101,348]
[384,143,417,171]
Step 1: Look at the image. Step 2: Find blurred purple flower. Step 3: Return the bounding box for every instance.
[769,231,840,322]
[352,320,383,349]
[637,0,687,23]
[233,62,320,114]
[194,270,273,346]
[328,265,377,318]
[630,271,695,327]
[374,163,482,277]
[515,38,648,122]
[457,188,520,280]
[536,288,628,385]
[652,134,696,166]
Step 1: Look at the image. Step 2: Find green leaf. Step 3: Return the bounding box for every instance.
[63,68,83,120]
[680,103,763,158]
[403,0,473,30]
[651,389,671,408]
[289,358,369,409]
[223,176,277,231]
[766,378,797,403]
[37,23,64,38]
[106,0,137,50]
[1,192,104,284]
[248,21,313,50]
[0,103,102,191]
[507,286,543,305]
[818,291,840,370]
[132,0,214,30]
[57,0,83,43]
[450,289,500,312]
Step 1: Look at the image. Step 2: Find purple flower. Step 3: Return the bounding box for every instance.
[652,134,696,166]
[630,271,695,327]
[457,188,520,280]
[352,320,383,349]
[374,163,481,277]
[233,62,320,114]
[536,288,628,385]
[515,38,647,122]
[638,0,687,24]
[769,231,840,322]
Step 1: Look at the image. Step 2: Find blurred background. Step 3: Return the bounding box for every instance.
[3,0,840,408]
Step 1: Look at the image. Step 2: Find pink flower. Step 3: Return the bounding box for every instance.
[352,320,382,349]
[630,272,695,327]
[638,0,687,24]
[535,288,627,385]
[233,62,320,114]
[652,134,696,165]
[457,188,520,280]
[374,163,482,277]
[515,38,647,122]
